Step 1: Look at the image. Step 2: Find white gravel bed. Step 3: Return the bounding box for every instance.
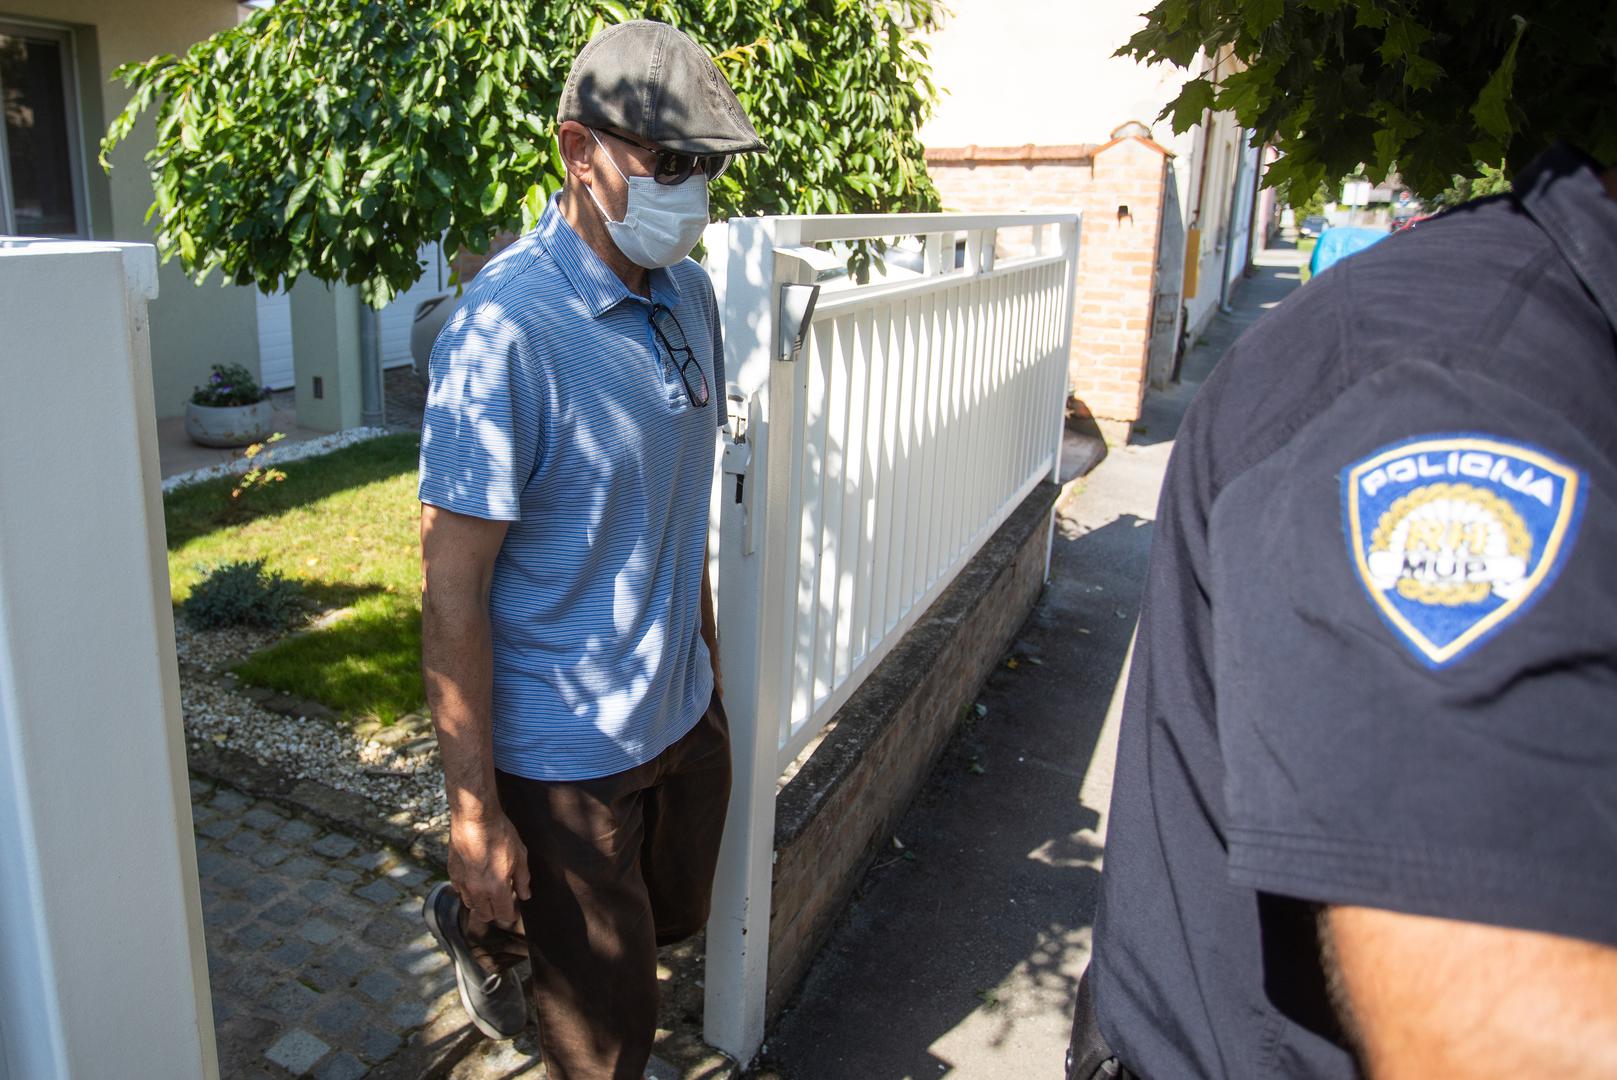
[176,621,449,834]
[161,426,392,494]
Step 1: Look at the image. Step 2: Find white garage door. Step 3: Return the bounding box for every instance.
[255,289,295,391]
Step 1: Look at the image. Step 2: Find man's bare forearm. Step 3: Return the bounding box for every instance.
[422,588,502,822]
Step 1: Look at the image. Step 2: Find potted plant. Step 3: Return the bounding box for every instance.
[185,363,275,448]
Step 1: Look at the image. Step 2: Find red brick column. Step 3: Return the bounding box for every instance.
[926,133,1171,425]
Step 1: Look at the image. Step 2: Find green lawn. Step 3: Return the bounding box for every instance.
[1298,237,1317,283]
[165,433,425,724]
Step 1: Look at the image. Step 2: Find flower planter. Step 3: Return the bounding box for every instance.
[185,399,275,448]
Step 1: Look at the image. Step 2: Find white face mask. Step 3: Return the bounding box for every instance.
[585,129,710,269]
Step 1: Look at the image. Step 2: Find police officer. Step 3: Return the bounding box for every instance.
[1070,142,1617,1077]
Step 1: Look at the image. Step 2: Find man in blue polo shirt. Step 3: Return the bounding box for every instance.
[415,21,764,1077]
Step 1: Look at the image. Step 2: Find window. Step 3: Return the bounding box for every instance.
[0,23,87,237]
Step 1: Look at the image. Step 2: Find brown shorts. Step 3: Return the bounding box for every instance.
[462,694,731,1079]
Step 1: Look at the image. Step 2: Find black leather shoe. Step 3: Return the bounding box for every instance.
[422,882,528,1039]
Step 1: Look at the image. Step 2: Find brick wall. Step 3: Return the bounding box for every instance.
[926,134,1171,423]
[765,482,1060,1016]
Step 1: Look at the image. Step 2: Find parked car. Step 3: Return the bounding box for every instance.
[410,293,458,383]
[1299,214,1329,238]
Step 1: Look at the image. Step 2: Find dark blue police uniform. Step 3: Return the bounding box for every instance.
[1078,143,1617,1078]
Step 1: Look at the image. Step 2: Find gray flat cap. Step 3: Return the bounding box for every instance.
[559,21,766,155]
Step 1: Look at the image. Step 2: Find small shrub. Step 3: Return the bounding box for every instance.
[191,363,268,408]
[182,559,302,629]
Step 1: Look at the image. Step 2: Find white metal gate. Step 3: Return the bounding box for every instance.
[700,210,1081,1062]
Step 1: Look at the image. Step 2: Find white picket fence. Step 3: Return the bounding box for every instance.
[700,210,1081,1061]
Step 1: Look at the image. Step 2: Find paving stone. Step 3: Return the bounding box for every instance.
[387,998,436,1030]
[190,777,215,799]
[349,850,393,872]
[232,923,276,951]
[212,998,239,1024]
[252,843,292,868]
[354,879,399,906]
[210,859,256,891]
[399,947,449,976]
[326,867,362,885]
[356,1026,403,1064]
[225,831,267,856]
[268,938,315,968]
[243,807,285,832]
[355,970,402,1005]
[266,979,322,1019]
[225,961,278,998]
[265,1028,331,1075]
[300,879,341,905]
[306,959,359,994]
[311,833,359,859]
[282,854,325,880]
[250,798,291,819]
[191,803,220,825]
[242,876,287,906]
[313,1051,369,1080]
[278,819,321,845]
[195,849,231,876]
[327,946,372,979]
[204,899,253,928]
[383,864,431,889]
[310,994,370,1043]
[197,816,240,840]
[363,914,417,951]
[262,897,314,927]
[212,788,253,814]
[300,919,343,946]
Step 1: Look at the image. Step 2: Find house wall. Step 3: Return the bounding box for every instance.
[1,0,257,418]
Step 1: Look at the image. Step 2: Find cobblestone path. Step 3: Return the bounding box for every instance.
[190,775,548,1078]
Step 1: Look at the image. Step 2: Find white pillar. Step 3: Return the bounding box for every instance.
[0,240,217,1080]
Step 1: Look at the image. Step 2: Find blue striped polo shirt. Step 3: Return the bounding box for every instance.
[417,195,726,781]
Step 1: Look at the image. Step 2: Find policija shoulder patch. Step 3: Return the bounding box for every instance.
[1341,434,1586,667]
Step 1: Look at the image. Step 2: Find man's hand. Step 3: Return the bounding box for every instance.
[448,811,532,927]
[1324,905,1617,1079]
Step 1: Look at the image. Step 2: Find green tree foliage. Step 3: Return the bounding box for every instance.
[1119,1,1617,200]
[102,0,942,306]
[1428,161,1512,209]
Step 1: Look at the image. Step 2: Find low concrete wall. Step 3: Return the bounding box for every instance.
[765,481,1061,1015]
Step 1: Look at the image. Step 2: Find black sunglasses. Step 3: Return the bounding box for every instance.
[650,304,710,409]
[600,128,733,186]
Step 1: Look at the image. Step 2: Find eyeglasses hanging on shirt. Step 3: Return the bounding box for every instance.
[650,304,709,409]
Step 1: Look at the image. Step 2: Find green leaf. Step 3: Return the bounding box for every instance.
[468,73,492,118]
[480,178,509,215]
[597,0,631,23]
[1471,15,1525,141]
[1165,77,1218,134]
[283,175,320,224]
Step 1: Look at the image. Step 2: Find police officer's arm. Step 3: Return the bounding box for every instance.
[1323,905,1617,1078]
[421,505,532,926]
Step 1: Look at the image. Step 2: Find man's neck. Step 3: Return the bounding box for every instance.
[559,184,651,298]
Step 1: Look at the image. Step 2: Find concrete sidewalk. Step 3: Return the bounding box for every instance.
[755,245,1304,1079]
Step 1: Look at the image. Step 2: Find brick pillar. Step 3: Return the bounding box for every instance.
[1069,136,1169,424]
[924,134,1172,427]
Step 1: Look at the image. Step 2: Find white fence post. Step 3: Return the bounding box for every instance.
[0,240,217,1079]
[703,216,785,1063]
